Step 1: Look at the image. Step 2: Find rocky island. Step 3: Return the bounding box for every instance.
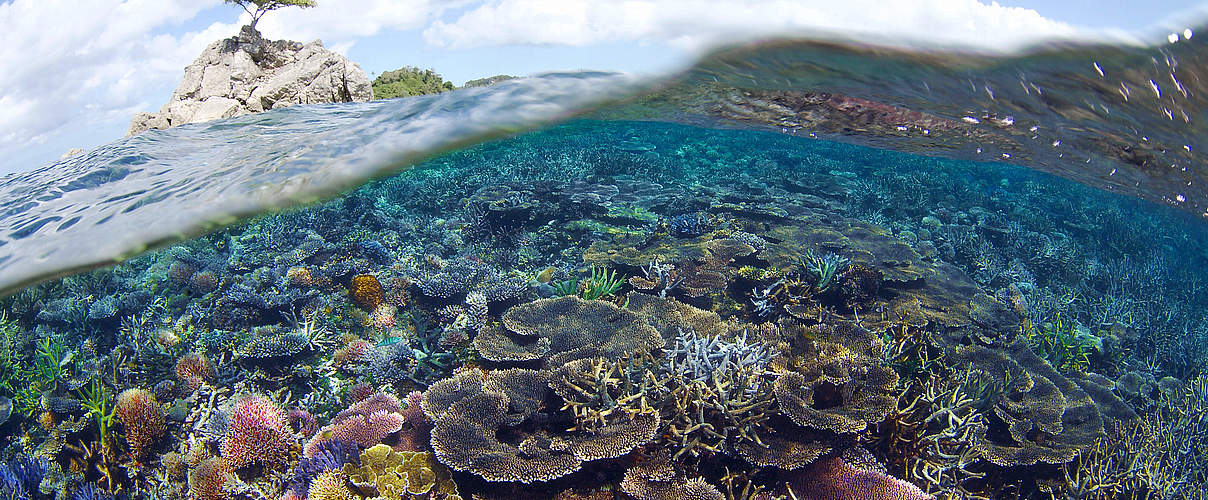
[128,25,373,136]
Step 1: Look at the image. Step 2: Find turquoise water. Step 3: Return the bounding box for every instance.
[1,31,1207,500]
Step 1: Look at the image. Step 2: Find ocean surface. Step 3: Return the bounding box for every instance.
[0,25,1206,500]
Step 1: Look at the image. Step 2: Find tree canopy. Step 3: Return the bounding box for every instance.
[225,0,317,28]
[372,67,455,99]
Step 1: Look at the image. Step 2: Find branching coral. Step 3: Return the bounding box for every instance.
[220,395,295,470]
[114,388,166,461]
[175,352,215,391]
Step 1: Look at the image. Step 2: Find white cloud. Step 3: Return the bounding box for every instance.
[0,0,233,170]
[422,0,1088,52]
[253,0,468,50]
[0,0,458,173]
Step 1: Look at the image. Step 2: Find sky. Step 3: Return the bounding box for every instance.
[0,0,1204,174]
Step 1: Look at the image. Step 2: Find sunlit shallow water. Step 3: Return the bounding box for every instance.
[0,27,1206,500]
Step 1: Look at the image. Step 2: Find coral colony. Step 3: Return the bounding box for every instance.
[0,119,1206,500]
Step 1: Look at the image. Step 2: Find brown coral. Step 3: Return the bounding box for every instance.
[619,454,724,500]
[475,296,664,367]
[175,352,214,390]
[114,388,166,461]
[188,457,236,500]
[422,368,656,483]
[950,339,1107,467]
[309,469,355,500]
[769,319,898,434]
[349,274,385,311]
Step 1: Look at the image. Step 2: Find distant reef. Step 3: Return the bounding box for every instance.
[128,25,373,136]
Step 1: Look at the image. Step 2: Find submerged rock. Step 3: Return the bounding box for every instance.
[128,25,372,136]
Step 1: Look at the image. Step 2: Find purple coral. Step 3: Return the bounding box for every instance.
[303,392,406,457]
[285,438,360,499]
[786,456,933,500]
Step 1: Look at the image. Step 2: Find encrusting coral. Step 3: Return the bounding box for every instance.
[342,444,460,499]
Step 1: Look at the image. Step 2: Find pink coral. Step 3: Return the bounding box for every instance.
[221,395,295,470]
[787,457,933,500]
[395,390,431,452]
[303,392,407,457]
[288,408,318,438]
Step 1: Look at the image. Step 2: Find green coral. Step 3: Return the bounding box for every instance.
[343,444,459,499]
[800,249,849,292]
[1026,311,1092,374]
[77,378,120,459]
[0,325,68,418]
[553,266,626,301]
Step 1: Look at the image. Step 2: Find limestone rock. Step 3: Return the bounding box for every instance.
[128,25,372,136]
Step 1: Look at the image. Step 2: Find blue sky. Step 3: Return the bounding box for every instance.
[0,0,1204,174]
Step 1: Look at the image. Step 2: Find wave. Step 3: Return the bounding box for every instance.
[1,25,1205,296]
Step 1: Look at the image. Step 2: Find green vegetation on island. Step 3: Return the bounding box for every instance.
[464,75,517,88]
[372,67,455,100]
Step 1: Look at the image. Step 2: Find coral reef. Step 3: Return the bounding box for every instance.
[5,117,1207,499]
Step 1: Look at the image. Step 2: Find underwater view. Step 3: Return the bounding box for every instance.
[2,3,1208,500]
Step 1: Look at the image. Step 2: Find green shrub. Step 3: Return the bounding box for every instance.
[372,66,455,99]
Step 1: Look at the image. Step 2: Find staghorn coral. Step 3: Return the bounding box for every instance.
[422,368,656,483]
[350,274,385,312]
[769,319,899,434]
[113,388,166,461]
[220,395,295,470]
[476,295,664,367]
[342,444,460,499]
[305,392,406,458]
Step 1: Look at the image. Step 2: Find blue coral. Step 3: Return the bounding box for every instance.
[667,212,708,238]
[69,482,111,500]
[285,438,361,498]
[0,455,44,500]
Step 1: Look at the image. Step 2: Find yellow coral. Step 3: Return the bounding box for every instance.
[309,469,354,500]
[349,274,385,311]
[344,444,459,499]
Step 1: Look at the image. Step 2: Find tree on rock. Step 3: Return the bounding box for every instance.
[225,0,317,29]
